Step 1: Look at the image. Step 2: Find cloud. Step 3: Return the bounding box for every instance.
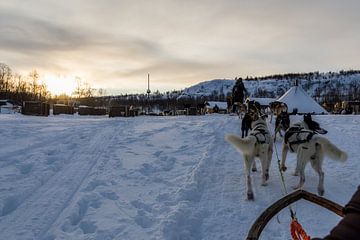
[1,0,360,93]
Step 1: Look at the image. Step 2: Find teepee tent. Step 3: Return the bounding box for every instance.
[277,84,328,114]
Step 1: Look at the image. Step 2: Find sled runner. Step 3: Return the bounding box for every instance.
[246,189,344,240]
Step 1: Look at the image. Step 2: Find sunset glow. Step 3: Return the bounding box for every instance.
[43,75,77,96]
[1,0,360,94]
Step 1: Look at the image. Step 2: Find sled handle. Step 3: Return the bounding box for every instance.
[246,189,344,240]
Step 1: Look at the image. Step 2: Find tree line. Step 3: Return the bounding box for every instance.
[0,63,50,103]
[0,63,100,105]
[1,62,359,111]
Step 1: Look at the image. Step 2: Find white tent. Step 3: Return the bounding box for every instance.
[277,85,328,114]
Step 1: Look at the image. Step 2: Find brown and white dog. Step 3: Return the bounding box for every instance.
[225,113,273,200]
[280,114,347,196]
[269,101,288,123]
[274,111,290,141]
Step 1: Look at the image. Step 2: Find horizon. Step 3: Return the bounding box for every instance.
[1,0,360,95]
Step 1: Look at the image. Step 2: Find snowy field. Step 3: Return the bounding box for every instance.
[0,113,359,240]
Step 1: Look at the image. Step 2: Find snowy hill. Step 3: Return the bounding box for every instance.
[179,71,360,101]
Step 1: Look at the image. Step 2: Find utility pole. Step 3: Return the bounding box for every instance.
[147,73,151,97]
[147,73,151,114]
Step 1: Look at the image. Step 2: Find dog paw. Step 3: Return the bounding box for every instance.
[247,192,254,200]
[251,168,257,172]
[265,173,269,181]
[318,189,324,196]
[280,166,287,172]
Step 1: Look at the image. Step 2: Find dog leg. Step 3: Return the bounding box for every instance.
[244,154,254,200]
[274,124,280,142]
[251,161,257,172]
[311,144,325,196]
[280,143,289,172]
[279,129,283,137]
[266,144,273,180]
[273,130,277,142]
[260,154,269,186]
[293,156,301,176]
[293,149,306,189]
[317,170,325,196]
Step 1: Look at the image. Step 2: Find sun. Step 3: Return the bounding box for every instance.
[43,75,77,96]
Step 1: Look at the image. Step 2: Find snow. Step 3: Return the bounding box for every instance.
[0,113,359,240]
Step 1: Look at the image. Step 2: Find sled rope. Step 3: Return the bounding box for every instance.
[274,143,311,240]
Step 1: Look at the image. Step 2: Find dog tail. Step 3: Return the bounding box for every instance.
[314,135,347,162]
[225,134,257,154]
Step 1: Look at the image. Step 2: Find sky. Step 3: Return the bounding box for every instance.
[1,0,360,95]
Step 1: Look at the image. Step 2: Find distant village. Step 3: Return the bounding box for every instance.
[1,62,359,116]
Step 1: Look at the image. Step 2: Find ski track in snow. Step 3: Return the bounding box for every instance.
[0,117,120,239]
[0,114,359,240]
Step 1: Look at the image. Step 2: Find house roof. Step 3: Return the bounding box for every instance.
[206,101,228,109]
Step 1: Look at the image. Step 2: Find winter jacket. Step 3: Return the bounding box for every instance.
[312,185,360,240]
[232,80,247,103]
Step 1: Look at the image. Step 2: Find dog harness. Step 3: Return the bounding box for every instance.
[284,126,316,152]
[251,125,271,145]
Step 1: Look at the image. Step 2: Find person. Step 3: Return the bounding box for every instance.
[232,77,248,113]
[226,95,232,113]
[213,104,219,113]
[312,185,360,240]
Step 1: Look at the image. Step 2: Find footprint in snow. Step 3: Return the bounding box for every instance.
[130,200,153,213]
[79,220,97,234]
[100,191,119,200]
[134,210,154,228]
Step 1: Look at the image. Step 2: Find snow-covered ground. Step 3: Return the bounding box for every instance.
[0,113,359,240]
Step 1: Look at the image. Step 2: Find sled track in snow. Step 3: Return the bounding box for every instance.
[0,122,119,239]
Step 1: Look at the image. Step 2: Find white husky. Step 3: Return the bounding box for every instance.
[280,115,347,196]
[225,116,273,200]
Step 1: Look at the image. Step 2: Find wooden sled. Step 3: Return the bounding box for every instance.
[246,189,344,240]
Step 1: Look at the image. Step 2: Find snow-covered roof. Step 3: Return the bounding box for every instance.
[249,98,276,106]
[277,86,328,114]
[206,101,228,109]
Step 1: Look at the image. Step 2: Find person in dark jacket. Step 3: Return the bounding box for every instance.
[312,185,360,240]
[232,78,248,113]
[213,104,219,113]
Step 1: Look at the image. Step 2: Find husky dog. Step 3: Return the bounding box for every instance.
[225,114,273,200]
[269,101,288,123]
[241,112,252,138]
[280,114,347,196]
[274,111,290,141]
[232,102,247,119]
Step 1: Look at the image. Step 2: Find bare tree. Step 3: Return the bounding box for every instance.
[0,63,13,96]
[28,70,39,99]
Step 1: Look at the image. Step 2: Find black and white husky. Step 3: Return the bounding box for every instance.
[280,114,347,196]
[225,115,273,200]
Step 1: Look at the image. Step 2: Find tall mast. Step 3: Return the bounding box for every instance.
[147,73,151,95]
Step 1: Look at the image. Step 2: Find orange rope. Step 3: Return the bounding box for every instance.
[290,219,311,240]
